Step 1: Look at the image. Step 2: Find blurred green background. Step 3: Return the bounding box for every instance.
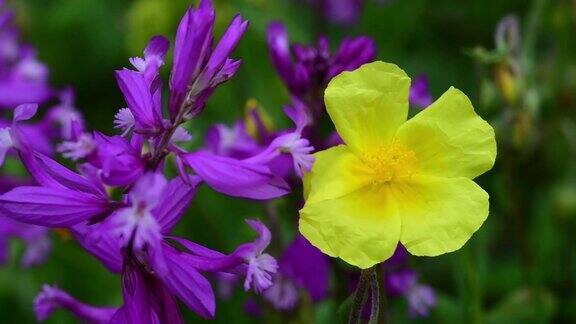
[2,0,576,322]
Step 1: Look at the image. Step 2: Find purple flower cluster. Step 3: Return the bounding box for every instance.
[267,21,376,126]
[0,1,51,108]
[0,0,313,321]
[0,1,88,268]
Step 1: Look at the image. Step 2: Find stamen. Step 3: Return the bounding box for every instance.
[362,140,418,183]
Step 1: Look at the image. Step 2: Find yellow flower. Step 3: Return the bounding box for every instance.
[299,61,497,269]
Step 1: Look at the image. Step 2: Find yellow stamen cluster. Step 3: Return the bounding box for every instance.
[362,140,417,183]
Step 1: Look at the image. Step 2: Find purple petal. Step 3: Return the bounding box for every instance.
[384,244,409,269]
[329,36,376,79]
[117,262,185,323]
[0,186,110,227]
[152,176,201,234]
[278,235,329,302]
[93,133,145,187]
[0,80,51,108]
[130,172,167,207]
[34,284,117,323]
[15,123,53,155]
[172,220,277,294]
[386,269,418,296]
[317,0,363,26]
[263,278,299,310]
[20,151,104,196]
[182,151,290,200]
[407,284,437,318]
[120,264,156,324]
[169,237,243,272]
[283,98,308,133]
[139,35,170,87]
[201,14,248,86]
[244,219,271,255]
[21,233,52,267]
[209,58,242,87]
[266,22,294,87]
[169,1,215,116]
[161,246,216,319]
[115,69,162,132]
[204,122,259,158]
[144,35,170,62]
[409,75,434,108]
[72,222,123,273]
[13,103,38,122]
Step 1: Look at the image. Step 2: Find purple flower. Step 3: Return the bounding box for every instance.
[409,75,434,108]
[129,35,170,85]
[305,0,364,26]
[266,21,375,122]
[44,170,278,321]
[57,132,95,161]
[169,0,248,119]
[115,69,164,135]
[243,100,314,178]
[242,220,279,293]
[172,219,279,294]
[263,279,299,311]
[383,245,437,318]
[113,108,135,136]
[205,121,260,159]
[106,173,166,270]
[264,234,329,310]
[407,284,437,318]
[44,88,84,140]
[386,270,437,318]
[0,3,52,107]
[0,216,51,267]
[92,133,146,186]
[0,103,54,166]
[38,218,278,321]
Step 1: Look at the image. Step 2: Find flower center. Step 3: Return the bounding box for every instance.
[362,140,418,183]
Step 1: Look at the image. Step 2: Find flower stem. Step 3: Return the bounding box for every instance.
[147,97,191,170]
[348,265,389,324]
[371,265,388,324]
[348,268,371,324]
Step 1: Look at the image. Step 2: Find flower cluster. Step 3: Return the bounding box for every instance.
[267,21,376,127]
[0,0,51,108]
[0,0,319,321]
[0,1,86,268]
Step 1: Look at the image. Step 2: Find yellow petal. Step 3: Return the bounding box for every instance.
[324,61,411,154]
[393,175,489,256]
[299,185,401,269]
[303,145,373,205]
[396,87,496,179]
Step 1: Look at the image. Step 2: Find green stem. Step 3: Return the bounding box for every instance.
[348,265,389,324]
[371,266,389,324]
[348,268,371,324]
